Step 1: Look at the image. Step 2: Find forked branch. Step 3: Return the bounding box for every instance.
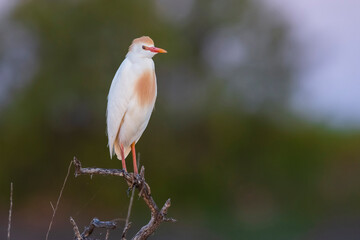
[72,157,175,240]
[70,216,119,240]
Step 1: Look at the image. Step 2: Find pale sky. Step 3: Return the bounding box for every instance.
[260,0,360,127]
[1,0,360,128]
[0,0,17,19]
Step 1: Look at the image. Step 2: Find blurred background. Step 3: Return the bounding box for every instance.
[1,0,360,239]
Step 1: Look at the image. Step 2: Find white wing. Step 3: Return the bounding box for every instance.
[106,58,134,157]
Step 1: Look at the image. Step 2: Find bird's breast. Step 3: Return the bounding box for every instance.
[134,69,157,107]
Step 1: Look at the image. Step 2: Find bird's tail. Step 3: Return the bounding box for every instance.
[114,142,131,160]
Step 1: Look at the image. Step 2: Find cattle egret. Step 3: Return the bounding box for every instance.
[107,36,167,175]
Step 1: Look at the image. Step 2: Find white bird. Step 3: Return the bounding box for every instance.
[107,36,167,174]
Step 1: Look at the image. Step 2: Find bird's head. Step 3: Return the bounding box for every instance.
[127,36,167,59]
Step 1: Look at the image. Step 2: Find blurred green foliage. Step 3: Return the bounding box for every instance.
[0,0,360,239]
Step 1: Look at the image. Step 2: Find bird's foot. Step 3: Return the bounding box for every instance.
[125,172,137,195]
[127,185,135,197]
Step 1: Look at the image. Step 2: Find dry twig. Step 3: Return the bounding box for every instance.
[7,182,13,240]
[46,160,73,240]
[122,153,140,240]
[70,217,82,240]
[122,186,135,240]
[70,216,120,240]
[72,156,175,240]
[105,229,110,240]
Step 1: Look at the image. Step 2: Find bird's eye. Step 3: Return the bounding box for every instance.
[142,45,146,50]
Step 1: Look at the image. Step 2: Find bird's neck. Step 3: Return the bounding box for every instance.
[126,52,152,61]
[126,55,155,70]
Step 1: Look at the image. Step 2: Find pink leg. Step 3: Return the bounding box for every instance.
[131,142,138,175]
[120,144,127,172]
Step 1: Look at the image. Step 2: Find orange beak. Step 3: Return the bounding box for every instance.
[144,46,167,53]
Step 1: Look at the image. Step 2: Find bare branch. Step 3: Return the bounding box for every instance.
[69,217,82,240]
[122,153,140,240]
[132,197,176,240]
[70,216,120,240]
[7,182,13,240]
[46,160,73,240]
[82,218,119,238]
[73,157,127,179]
[122,222,132,240]
[72,156,175,240]
[122,186,135,240]
[105,229,110,240]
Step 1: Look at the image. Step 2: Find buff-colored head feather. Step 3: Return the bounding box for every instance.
[128,36,154,52]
